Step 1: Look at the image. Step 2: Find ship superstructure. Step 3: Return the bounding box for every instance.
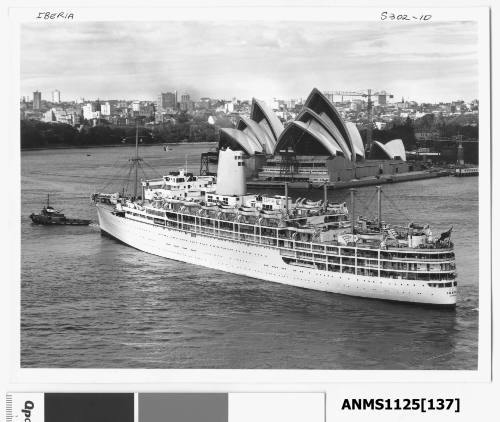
[93,148,457,307]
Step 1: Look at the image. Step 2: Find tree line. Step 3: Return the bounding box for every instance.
[20,119,219,149]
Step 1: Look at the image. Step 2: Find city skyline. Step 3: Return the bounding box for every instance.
[20,90,479,106]
[21,21,478,103]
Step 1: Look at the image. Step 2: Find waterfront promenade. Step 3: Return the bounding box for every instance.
[247,169,452,190]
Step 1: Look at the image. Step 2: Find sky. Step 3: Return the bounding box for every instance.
[20,20,478,104]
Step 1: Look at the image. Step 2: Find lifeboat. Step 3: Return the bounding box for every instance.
[260,208,282,216]
[183,201,201,207]
[239,207,259,216]
[201,203,218,210]
[357,232,384,241]
[303,199,322,208]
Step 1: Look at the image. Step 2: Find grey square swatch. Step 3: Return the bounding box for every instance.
[139,393,228,422]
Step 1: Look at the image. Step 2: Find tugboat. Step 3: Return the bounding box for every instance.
[29,195,91,226]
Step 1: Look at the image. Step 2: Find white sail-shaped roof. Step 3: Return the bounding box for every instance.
[275,121,343,156]
[303,88,355,160]
[292,107,351,159]
[372,139,406,161]
[250,99,284,145]
[237,116,276,154]
[216,88,369,162]
[344,122,365,159]
[219,128,264,155]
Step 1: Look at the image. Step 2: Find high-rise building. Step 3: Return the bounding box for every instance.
[180,101,195,112]
[132,101,141,112]
[100,102,111,116]
[82,103,100,120]
[33,91,42,110]
[52,89,61,103]
[224,102,234,113]
[179,93,194,112]
[82,103,94,120]
[160,91,177,110]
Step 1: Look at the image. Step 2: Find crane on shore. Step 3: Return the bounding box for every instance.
[323,90,394,154]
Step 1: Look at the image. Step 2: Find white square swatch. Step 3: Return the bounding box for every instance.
[228,393,324,422]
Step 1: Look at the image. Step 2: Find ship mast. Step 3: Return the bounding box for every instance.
[323,183,328,212]
[284,182,289,216]
[377,185,382,229]
[134,120,139,198]
[129,118,143,199]
[350,188,355,234]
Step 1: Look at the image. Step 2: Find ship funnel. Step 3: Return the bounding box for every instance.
[216,148,247,196]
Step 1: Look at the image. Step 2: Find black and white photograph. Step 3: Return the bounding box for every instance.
[18,11,486,372]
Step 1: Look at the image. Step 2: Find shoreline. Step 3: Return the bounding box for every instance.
[247,169,453,190]
[21,141,217,152]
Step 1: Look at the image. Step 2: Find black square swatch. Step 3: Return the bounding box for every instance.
[45,393,134,422]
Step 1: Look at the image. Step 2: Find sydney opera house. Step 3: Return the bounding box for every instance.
[218,88,411,184]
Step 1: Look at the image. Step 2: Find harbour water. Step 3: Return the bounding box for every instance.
[21,145,479,369]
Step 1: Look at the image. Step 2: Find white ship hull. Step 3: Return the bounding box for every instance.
[96,205,457,306]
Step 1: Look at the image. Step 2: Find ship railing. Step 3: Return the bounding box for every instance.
[193,223,279,246]
[294,243,312,251]
[240,233,257,243]
[131,217,457,273]
[356,252,379,259]
[379,265,455,274]
[379,255,454,263]
[383,242,454,250]
[380,272,455,281]
[280,249,296,258]
[361,264,379,269]
[129,207,456,261]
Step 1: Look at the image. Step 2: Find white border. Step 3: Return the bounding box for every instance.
[4,3,492,389]
[5,6,493,22]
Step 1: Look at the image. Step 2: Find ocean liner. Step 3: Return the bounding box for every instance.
[93,147,457,307]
